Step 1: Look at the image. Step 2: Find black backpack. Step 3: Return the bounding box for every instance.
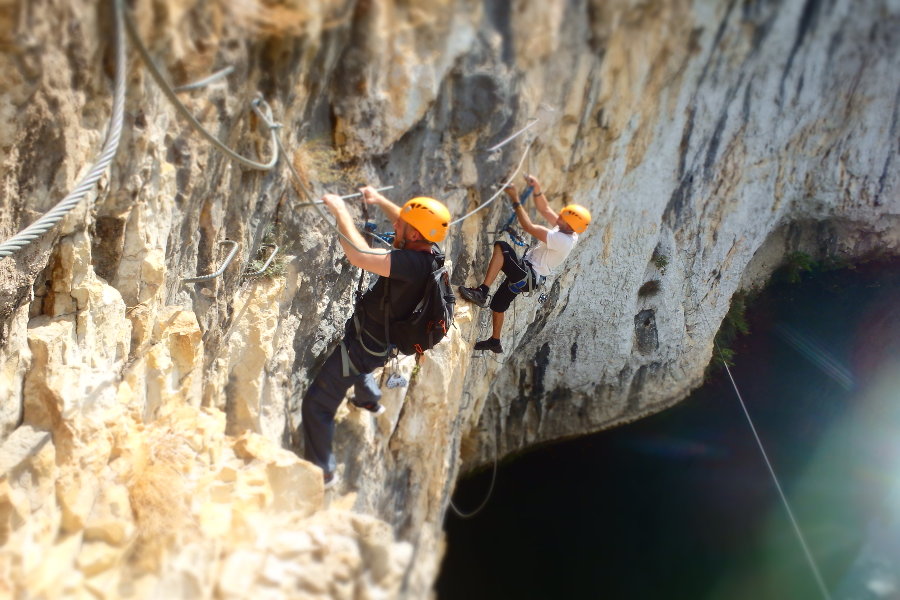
[385,248,456,355]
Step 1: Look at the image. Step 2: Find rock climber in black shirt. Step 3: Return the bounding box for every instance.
[300,186,450,488]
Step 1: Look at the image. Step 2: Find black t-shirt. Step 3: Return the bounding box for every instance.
[356,248,435,343]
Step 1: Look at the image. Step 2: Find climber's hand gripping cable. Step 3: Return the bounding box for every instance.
[524,174,559,224]
[322,194,392,277]
[504,182,550,244]
[360,186,401,223]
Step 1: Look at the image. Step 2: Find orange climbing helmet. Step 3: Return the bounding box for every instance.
[560,204,591,234]
[400,197,450,242]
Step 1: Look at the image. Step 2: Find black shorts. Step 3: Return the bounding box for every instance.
[489,241,532,313]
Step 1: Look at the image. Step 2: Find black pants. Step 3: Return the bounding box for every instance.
[300,320,389,476]
[489,241,533,313]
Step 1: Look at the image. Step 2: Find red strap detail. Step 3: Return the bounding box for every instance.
[414,344,424,354]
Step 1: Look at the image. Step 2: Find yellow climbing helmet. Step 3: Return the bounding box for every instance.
[400,197,450,243]
[560,204,591,234]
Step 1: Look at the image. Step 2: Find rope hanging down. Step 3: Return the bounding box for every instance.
[0,0,126,259]
[449,429,499,519]
[122,0,279,171]
[696,303,833,600]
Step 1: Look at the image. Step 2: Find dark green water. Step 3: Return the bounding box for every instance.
[438,260,900,600]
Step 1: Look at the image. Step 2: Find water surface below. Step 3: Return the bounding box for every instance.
[439,261,900,600]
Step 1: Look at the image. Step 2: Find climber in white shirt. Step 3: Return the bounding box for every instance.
[458,174,592,353]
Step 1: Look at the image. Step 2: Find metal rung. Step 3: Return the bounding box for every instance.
[183,240,240,283]
[243,243,279,278]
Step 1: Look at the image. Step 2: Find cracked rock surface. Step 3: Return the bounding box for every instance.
[0,0,898,597]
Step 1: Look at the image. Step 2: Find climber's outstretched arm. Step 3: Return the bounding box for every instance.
[506,185,550,244]
[526,175,559,225]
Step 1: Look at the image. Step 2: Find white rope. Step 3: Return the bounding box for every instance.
[449,140,534,226]
[122,0,279,171]
[699,303,833,600]
[484,118,539,153]
[719,351,833,600]
[0,0,126,259]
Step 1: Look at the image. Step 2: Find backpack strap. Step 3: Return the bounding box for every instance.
[352,312,391,356]
[339,340,358,378]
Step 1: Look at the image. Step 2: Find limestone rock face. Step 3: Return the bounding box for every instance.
[0,0,898,598]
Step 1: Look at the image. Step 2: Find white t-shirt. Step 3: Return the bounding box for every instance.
[524,227,577,276]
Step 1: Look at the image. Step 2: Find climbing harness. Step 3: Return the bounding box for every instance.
[0,0,126,259]
[364,223,395,246]
[506,266,544,295]
[122,0,279,171]
[183,240,240,283]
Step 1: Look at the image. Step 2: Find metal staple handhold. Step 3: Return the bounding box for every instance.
[295,185,396,207]
[183,240,240,283]
[243,243,279,278]
[123,2,279,171]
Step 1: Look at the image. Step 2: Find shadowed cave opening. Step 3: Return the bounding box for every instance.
[438,259,900,600]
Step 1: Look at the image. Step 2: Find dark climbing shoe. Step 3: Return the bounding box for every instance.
[350,398,386,415]
[474,337,503,353]
[352,373,384,414]
[458,286,488,307]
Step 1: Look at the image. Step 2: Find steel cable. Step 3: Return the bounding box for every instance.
[449,139,534,226]
[275,133,393,256]
[0,0,126,259]
[122,0,278,171]
[173,65,235,93]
